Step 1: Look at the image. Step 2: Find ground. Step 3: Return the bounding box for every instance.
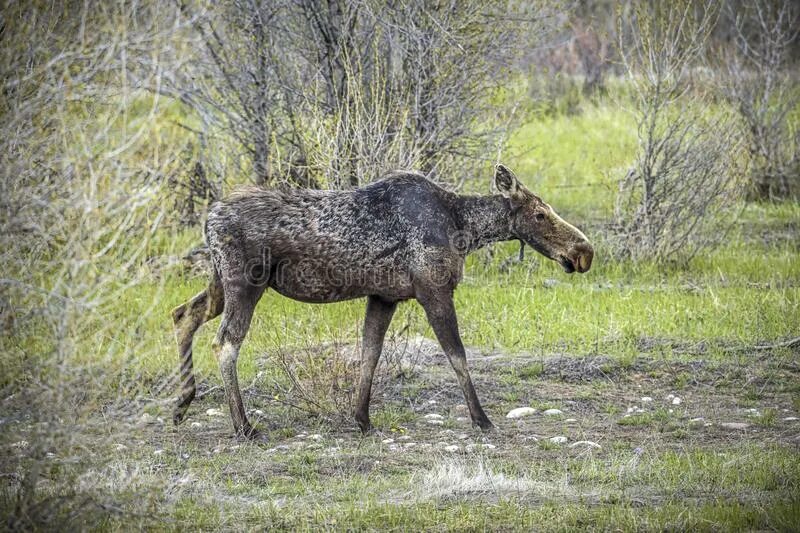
[7,334,799,530]
[2,102,799,530]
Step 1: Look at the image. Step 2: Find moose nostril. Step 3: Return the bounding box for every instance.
[571,242,593,272]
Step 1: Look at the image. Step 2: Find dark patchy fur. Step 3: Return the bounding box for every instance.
[172,165,593,439]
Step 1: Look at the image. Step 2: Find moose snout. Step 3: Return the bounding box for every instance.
[561,242,593,274]
[571,242,594,273]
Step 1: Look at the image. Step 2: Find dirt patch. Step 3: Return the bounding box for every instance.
[188,339,800,452]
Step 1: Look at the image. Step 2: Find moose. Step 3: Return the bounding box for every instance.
[171,164,593,439]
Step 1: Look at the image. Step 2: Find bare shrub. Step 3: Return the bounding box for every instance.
[0,1,190,526]
[612,1,745,263]
[724,1,799,199]
[270,342,359,424]
[177,0,555,189]
[266,319,425,424]
[168,153,221,227]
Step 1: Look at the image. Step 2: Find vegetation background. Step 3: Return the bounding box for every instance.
[1,0,798,530]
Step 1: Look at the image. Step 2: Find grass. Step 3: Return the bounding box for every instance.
[508,103,638,220]
[3,97,799,530]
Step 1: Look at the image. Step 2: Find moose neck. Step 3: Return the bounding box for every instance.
[453,194,515,253]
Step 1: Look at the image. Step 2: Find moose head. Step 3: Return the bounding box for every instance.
[494,164,594,274]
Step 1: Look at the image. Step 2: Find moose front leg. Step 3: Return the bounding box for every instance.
[417,288,494,431]
[355,295,397,434]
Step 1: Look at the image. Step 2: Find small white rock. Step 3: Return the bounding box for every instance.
[466,443,497,452]
[569,440,601,449]
[397,435,412,441]
[641,396,654,403]
[114,443,127,451]
[543,409,564,417]
[672,397,682,405]
[689,417,705,426]
[153,449,164,456]
[426,400,438,405]
[206,408,224,417]
[564,418,578,423]
[308,434,323,441]
[506,407,537,419]
[456,416,469,422]
[382,438,394,444]
[782,417,799,422]
[190,422,202,429]
[720,422,749,430]
[442,445,460,453]
[424,413,444,420]
[549,436,568,444]
[427,419,444,425]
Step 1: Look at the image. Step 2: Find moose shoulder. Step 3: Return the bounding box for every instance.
[171,164,593,439]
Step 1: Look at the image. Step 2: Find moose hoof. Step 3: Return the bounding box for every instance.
[237,426,268,443]
[475,419,495,432]
[355,414,373,435]
[173,408,189,426]
[356,421,373,435]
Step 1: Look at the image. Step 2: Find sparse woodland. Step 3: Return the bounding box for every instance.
[1,1,799,529]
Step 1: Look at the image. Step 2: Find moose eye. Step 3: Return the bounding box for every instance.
[535,212,546,221]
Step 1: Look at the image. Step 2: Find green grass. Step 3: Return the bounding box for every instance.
[509,103,639,220]
[25,441,797,531]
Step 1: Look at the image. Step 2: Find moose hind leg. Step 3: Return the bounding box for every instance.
[172,274,224,425]
[213,283,264,439]
[355,296,397,434]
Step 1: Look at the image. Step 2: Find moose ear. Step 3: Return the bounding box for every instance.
[493,164,522,198]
